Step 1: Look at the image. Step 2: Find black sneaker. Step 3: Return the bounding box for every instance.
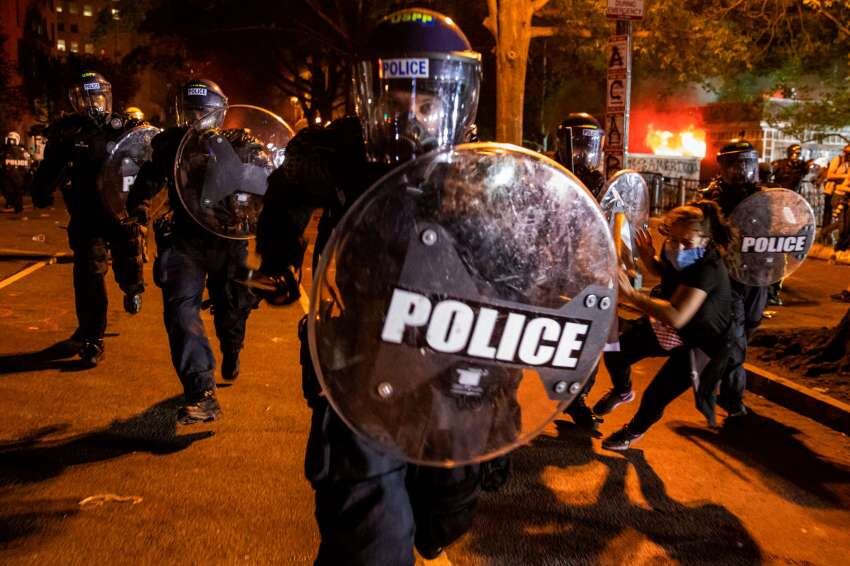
[177,391,221,425]
[564,400,603,432]
[221,349,240,382]
[123,293,143,314]
[593,388,635,416]
[602,426,643,451]
[78,339,104,367]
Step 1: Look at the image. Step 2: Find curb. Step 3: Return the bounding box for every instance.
[745,363,850,435]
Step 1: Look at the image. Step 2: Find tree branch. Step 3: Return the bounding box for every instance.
[531,26,558,38]
[532,0,551,13]
[304,0,350,42]
[483,0,498,39]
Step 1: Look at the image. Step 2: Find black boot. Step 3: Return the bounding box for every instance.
[221,348,241,382]
[123,293,143,314]
[78,338,104,367]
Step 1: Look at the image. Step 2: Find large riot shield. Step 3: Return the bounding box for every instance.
[598,169,649,264]
[174,105,294,239]
[309,143,618,466]
[98,124,161,220]
[727,188,816,286]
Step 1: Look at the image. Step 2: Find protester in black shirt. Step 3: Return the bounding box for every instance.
[599,201,734,450]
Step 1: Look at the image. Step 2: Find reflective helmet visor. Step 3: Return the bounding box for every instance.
[69,81,112,116]
[353,55,480,164]
[719,151,759,185]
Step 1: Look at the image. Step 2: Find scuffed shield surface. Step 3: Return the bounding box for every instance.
[599,169,649,262]
[175,105,293,239]
[728,188,816,286]
[308,143,618,466]
[98,124,161,220]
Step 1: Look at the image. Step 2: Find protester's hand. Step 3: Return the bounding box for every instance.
[633,226,655,266]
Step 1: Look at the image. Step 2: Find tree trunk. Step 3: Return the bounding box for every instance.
[484,0,554,145]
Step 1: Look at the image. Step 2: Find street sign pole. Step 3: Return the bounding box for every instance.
[605,1,642,178]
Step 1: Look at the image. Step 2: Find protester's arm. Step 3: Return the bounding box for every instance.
[618,269,707,329]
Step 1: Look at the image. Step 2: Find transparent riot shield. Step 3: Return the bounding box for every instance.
[728,188,816,286]
[174,105,294,239]
[98,124,161,220]
[598,169,649,265]
[308,143,618,466]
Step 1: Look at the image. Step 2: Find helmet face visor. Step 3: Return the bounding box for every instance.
[719,152,759,185]
[70,85,112,116]
[557,127,604,177]
[353,55,480,164]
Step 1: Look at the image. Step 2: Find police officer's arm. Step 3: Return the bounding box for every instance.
[126,134,170,222]
[30,136,67,208]
[256,118,364,277]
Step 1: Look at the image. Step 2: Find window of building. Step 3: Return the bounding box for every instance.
[84,43,94,54]
[56,3,63,13]
[70,23,78,33]
[111,8,120,20]
[57,39,66,51]
[69,2,78,15]
[70,40,79,53]
[57,22,65,32]
[83,5,92,17]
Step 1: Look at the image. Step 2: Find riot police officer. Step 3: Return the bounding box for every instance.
[127,79,257,424]
[255,9,483,563]
[1,131,32,213]
[30,71,146,366]
[555,112,606,198]
[702,139,767,417]
[772,143,808,192]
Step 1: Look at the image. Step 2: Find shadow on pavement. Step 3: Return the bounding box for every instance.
[672,411,850,509]
[0,395,213,488]
[0,500,81,548]
[0,340,89,375]
[462,421,762,564]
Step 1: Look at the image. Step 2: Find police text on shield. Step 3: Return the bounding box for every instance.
[381,289,590,369]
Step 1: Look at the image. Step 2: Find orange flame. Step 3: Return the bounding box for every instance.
[646,124,707,158]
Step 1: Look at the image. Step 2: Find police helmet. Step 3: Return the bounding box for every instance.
[175,79,228,128]
[6,131,20,146]
[717,139,759,185]
[786,143,802,160]
[69,71,112,118]
[556,113,605,193]
[353,8,481,164]
[125,106,144,121]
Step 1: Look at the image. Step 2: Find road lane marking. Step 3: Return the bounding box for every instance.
[0,261,48,290]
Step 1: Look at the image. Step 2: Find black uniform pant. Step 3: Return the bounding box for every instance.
[1,174,26,212]
[154,235,253,398]
[68,220,144,342]
[298,319,479,565]
[717,283,768,413]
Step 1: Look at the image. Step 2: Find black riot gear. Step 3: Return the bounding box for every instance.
[771,143,808,192]
[555,113,605,197]
[717,139,759,186]
[257,8,489,562]
[30,85,147,364]
[174,79,228,128]
[353,8,481,165]
[1,133,32,213]
[69,71,112,118]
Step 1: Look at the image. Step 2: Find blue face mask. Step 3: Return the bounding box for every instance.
[665,243,706,271]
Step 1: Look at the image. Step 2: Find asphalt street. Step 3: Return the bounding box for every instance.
[1,202,849,564]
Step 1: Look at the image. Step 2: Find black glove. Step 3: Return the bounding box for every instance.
[128,204,150,226]
[246,268,301,306]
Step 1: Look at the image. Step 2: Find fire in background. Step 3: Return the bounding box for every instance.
[631,108,707,158]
